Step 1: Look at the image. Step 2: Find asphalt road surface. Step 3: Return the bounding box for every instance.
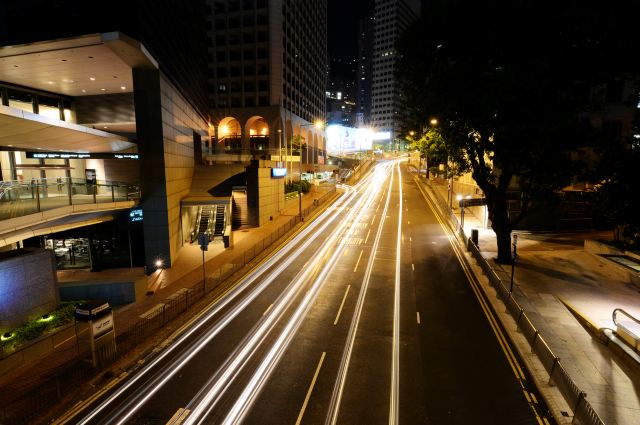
[67,160,553,425]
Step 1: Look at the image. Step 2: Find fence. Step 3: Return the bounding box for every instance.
[0,177,141,221]
[422,177,604,425]
[0,186,337,425]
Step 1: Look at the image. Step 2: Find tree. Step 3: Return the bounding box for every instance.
[405,126,448,179]
[396,0,640,263]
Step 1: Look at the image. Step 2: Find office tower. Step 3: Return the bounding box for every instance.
[370,0,420,141]
[205,0,327,164]
[355,9,375,127]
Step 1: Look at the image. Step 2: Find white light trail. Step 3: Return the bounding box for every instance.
[77,177,365,425]
[188,163,393,425]
[325,162,396,425]
[389,162,402,425]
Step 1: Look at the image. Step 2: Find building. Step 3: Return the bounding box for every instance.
[326,75,356,127]
[355,9,375,128]
[369,0,420,142]
[0,0,211,272]
[205,0,327,167]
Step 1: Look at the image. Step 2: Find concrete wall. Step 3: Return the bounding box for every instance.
[160,74,209,264]
[0,249,58,334]
[133,67,208,270]
[246,160,285,226]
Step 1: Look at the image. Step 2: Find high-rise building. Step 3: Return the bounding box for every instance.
[356,10,375,128]
[205,0,327,166]
[370,0,420,141]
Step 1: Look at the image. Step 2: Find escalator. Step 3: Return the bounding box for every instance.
[191,206,214,243]
[213,204,226,237]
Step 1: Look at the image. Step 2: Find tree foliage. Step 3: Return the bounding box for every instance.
[396,0,640,262]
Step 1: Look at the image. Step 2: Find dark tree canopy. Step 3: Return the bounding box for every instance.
[396,0,640,262]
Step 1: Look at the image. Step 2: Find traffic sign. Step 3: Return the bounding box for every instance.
[459,197,487,208]
[198,234,209,251]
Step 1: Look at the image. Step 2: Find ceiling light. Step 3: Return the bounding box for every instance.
[81,89,86,93]
[47,81,55,85]
[103,126,108,129]
[89,77,96,81]
[7,145,13,147]
[120,86,126,90]
[100,88,106,91]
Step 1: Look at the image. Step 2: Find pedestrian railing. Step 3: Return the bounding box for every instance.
[421,176,605,425]
[0,184,338,425]
[0,177,140,221]
[612,308,640,352]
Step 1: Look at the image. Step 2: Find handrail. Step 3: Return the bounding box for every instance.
[613,308,640,329]
[0,177,140,221]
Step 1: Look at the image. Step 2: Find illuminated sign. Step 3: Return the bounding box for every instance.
[326,125,373,153]
[129,208,143,222]
[26,152,139,160]
[271,168,287,178]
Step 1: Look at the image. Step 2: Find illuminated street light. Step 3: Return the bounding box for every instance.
[155,259,164,268]
[430,118,438,126]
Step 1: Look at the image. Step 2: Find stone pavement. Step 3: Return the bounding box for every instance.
[0,183,338,394]
[411,166,640,425]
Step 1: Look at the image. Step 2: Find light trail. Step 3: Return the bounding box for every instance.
[187,162,393,425]
[75,173,371,425]
[389,162,402,425]
[325,161,397,425]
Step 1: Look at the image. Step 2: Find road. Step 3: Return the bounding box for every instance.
[66,161,553,425]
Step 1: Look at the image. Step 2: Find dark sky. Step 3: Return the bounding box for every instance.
[327,0,375,80]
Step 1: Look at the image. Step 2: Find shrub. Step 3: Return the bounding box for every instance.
[1,302,81,354]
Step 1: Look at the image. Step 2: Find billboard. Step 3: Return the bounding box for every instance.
[326,125,373,153]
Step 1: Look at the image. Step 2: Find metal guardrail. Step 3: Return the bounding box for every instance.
[421,176,605,425]
[0,177,140,221]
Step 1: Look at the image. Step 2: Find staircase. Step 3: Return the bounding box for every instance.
[232,190,249,229]
[213,204,226,237]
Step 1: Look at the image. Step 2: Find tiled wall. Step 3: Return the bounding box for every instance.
[0,249,58,333]
[159,74,209,263]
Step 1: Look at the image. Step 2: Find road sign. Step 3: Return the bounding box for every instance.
[459,197,487,208]
[198,234,209,251]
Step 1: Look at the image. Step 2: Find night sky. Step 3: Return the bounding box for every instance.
[327,0,375,80]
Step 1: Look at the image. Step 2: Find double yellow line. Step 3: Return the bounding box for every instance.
[413,176,548,425]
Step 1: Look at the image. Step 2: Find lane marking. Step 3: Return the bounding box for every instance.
[333,285,351,325]
[353,249,364,273]
[411,263,415,271]
[412,175,548,423]
[364,228,372,244]
[326,163,396,425]
[263,303,274,316]
[166,408,191,425]
[295,352,327,425]
[416,312,421,324]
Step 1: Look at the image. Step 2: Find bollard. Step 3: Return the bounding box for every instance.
[471,228,479,248]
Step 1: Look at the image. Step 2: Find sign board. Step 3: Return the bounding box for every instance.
[75,300,111,322]
[271,167,287,178]
[459,198,487,208]
[129,208,143,222]
[91,312,114,339]
[198,234,209,251]
[27,152,139,160]
[326,125,373,153]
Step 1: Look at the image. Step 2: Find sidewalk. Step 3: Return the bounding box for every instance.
[0,184,339,411]
[414,169,640,425]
